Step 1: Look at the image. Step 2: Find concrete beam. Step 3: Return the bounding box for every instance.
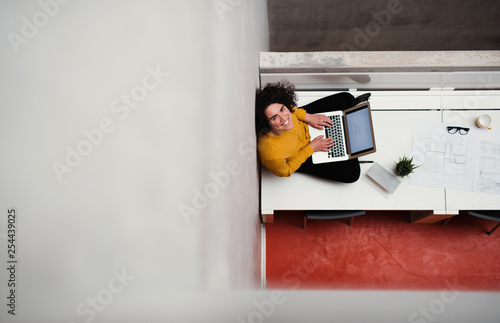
[260,51,500,73]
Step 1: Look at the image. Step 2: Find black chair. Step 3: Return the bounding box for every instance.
[303,210,365,230]
[467,210,500,236]
[355,93,371,104]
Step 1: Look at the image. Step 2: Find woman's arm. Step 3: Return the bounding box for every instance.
[261,137,334,177]
[261,145,313,177]
[295,107,332,130]
[303,113,333,130]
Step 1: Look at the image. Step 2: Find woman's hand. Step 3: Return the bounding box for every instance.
[309,135,335,152]
[304,113,332,130]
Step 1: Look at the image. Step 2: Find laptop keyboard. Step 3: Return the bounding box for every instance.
[325,115,346,158]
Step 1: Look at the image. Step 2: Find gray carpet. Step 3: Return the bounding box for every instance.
[268,0,500,51]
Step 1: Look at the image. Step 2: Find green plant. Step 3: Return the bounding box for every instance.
[394,155,419,179]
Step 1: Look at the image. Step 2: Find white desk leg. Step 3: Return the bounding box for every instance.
[410,209,457,224]
[261,209,275,224]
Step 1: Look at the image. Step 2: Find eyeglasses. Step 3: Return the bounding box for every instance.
[447,126,469,135]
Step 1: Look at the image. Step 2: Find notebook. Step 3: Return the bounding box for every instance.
[308,101,376,164]
[365,162,401,197]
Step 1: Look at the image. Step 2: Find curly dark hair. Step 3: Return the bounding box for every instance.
[255,81,297,135]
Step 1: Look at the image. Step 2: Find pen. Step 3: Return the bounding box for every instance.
[359,161,374,164]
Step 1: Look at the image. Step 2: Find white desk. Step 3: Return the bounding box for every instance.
[260,91,500,223]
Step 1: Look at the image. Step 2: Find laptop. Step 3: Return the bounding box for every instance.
[308,101,376,164]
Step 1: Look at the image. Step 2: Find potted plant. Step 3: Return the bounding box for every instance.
[394,155,419,179]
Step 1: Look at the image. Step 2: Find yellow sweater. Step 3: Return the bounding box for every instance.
[258,108,314,177]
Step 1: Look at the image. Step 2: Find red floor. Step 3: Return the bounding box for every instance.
[266,211,500,291]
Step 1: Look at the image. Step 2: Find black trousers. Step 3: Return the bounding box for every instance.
[296,92,361,183]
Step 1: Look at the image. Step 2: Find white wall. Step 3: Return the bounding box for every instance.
[0,0,267,321]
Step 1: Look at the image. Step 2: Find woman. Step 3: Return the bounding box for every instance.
[255,81,361,183]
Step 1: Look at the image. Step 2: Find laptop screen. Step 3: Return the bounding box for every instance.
[345,105,375,155]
